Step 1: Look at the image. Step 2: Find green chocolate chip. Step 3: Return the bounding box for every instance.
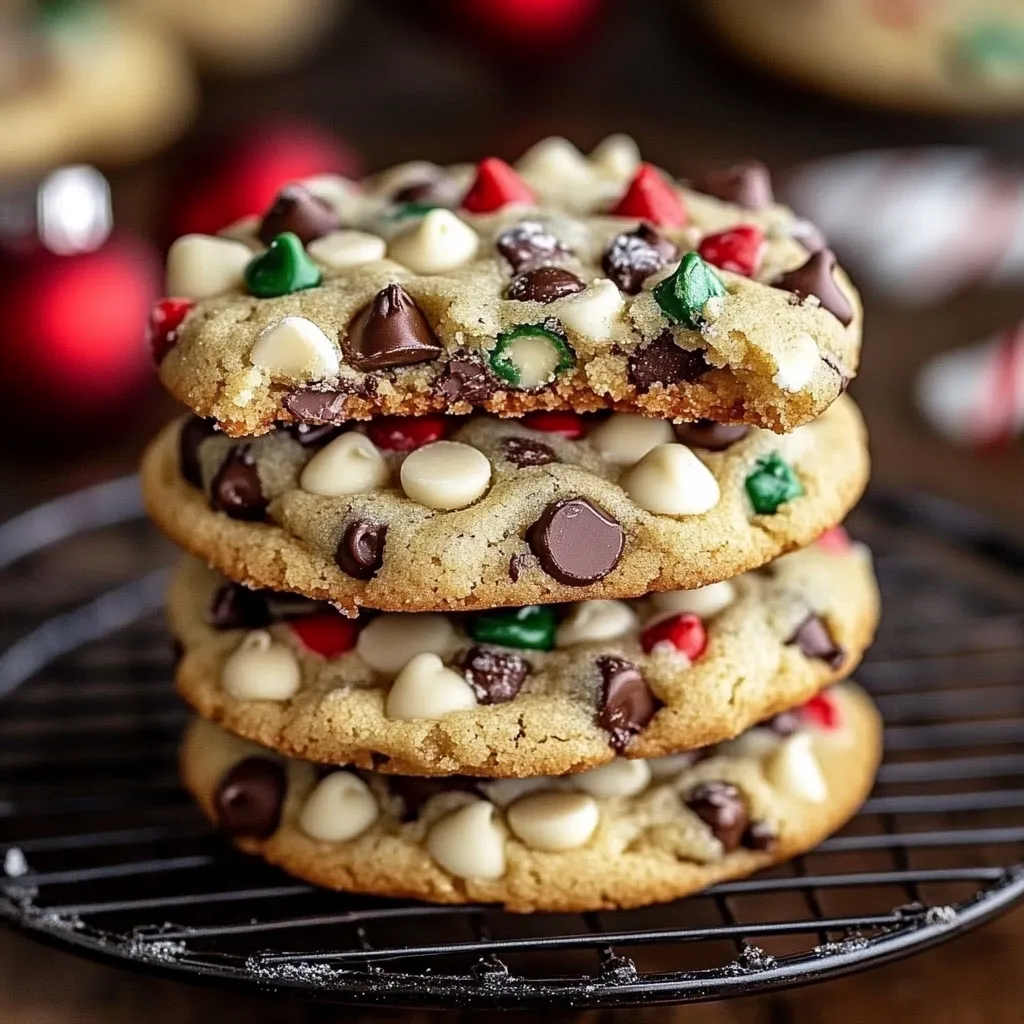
[653,251,727,329]
[745,453,804,515]
[468,605,556,651]
[954,22,1024,81]
[244,232,322,299]
[390,201,442,220]
[489,324,575,389]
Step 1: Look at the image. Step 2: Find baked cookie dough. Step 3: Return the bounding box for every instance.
[142,395,869,614]
[170,537,879,776]
[0,3,195,174]
[701,0,1024,114]
[151,135,860,437]
[180,682,881,912]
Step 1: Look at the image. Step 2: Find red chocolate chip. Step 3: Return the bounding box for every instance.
[640,613,707,660]
[343,283,443,372]
[178,416,217,488]
[685,780,750,852]
[602,223,680,294]
[290,612,360,658]
[596,655,660,753]
[214,758,286,837]
[335,520,387,580]
[436,356,494,404]
[502,436,557,467]
[698,225,765,277]
[628,331,711,393]
[495,220,572,273]
[773,249,853,327]
[800,691,841,730]
[506,265,585,303]
[527,497,624,586]
[209,446,267,521]
[461,645,530,704]
[148,297,193,365]
[257,184,340,245]
[367,414,448,451]
[787,616,845,669]
[461,157,535,214]
[521,410,588,438]
[672,420,750,451]
[693,161,774,211]
[611,164,687,227]
[816,525,851,554]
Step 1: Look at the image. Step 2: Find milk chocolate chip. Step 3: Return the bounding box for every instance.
[209,446,267,521]
[502,436,557,467]
[596,655,660,753]
[461,646,530,704]
[694,161,774,211]
[685,780,750,852]
[344,283,443,372]
[179,416,217,488]
[214,758,286,837]
[437,356,493,404]
[773,249,853,327]
[495,220,571,273]
[787,615,845,669]
[602,223,679,294]
[336,520,387,580]
[628,331,711,393]
[527,498,624,586]
[672,420,750,451]
[258,184,340,246]
[208,583,270,630]
[506,266,585,303]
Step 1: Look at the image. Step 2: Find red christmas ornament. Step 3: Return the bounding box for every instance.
[799,692,841,731]
[816,525,852,554]
[698,225,765,277]
[171,122,361,238]
[640,613,707,660]
[148,297,194,365]
[461,158,535,214]
[611,164,688,227]
[290,612,360,659]
[521,410,588,438]
[367,414,449,451]
[446,0,602,47]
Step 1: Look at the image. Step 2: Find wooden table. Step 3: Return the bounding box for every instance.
[2,1,1024,1019]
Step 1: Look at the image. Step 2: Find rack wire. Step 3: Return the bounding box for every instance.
[1,481,1023,1010]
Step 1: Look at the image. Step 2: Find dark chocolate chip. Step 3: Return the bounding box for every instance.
[214,757,286,838]
[602,223,679,294]
[596,655,660,753]
[628,331,711,393]
[283,421,344,447]
[437,356,494,404]
[179,416,217,488]
[283,388,354,424]
[506,265,585,303]
[527,497,624,586]
[787,615,845,670]
[336,520,387,580]
[389,775,481,821]
[208,583,270,630]
[694,161,774,210]
[743,820,778,851]
[685,780,750,853]
[209,446,267,521]
[672,420,750,451]
[773,249,853,327]
[392,169,462,207]
[461,645,530,704]
[764,709,803,736]
[343,283,443,372]
[502,436,557,467]
[170,639,184,667]
[508,552,530,582]
[495,220,572,273]
[257,184,340,246]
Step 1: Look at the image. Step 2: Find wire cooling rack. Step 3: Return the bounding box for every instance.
[1,481,1023,1010]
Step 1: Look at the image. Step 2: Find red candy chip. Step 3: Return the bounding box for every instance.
[290,613,360,658]
[816,525,851,554]
[611,164,688,228]
[367,414,449,452]
[640,613,707,660]
[697,225,765,277]
[147,297,194,365]
[799,692,841,731]
[461,157,535,214]
[521,410,587,438]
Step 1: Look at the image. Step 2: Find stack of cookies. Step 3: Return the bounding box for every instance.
[142,136,882,912]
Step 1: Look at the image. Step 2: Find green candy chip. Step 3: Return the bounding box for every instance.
[390,201,442,220]
[489,324,575,389]
[244,232,322,299]
[745,453,804,515]
[954,22,1024,81]
[468,605,556,651]
[653,251,727,330]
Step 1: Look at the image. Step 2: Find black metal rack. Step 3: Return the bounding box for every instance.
[1,481,1023,1010]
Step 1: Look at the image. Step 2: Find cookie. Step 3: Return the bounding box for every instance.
[170,536,879,776]
[142,395,869,614]
[700,0,1024,114]
[151,135,860,437]
[180,682,881,912]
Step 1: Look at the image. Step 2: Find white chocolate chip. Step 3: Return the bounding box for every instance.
[298,771,379,843]
[479,776,551,808]
[556,279,625,339]
[773,424,815,464]
[356,613,457,676]
[165,234,252,299]
[221,630,301,701]
[308,230,387,270]
[620,444,721,516]
[507,791,600,851]
[250,316,340,382]
[555,600,637,647]
[218,215,260,247]
[589,413,675,466]
[716,727,782,761]
[426,801,506,880]
[765,733,828,803]
[516,136,592,185]
[385,652,478,720]
[387,209,479,274]
[572,759,652,798]
[400,441,491,510]
[647,752,702,780]
[299,432,389,496]
[590,134,641,180]
[773,334,820,393]
[648,580,737,621]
